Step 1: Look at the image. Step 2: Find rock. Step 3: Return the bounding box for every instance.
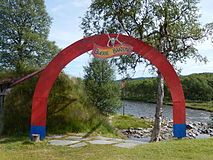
[69,142,87,148]
[88,139,117,145]
[134,130,141,135]
[167,124,173,128]
[192,126,198,131]
[46,135,65,139]
[198,128,202,134]
[134,134,141,138]
[49,140,79,146]
[197,134,210,139]
[188,132,196,138]
[111,138,124,142]
[93,136,114,141]
[209,129,213,133]
[201,129,208,134]
[186,124,194,130]
[123,139,145,144]
[143,129,150,133]
[65,136,88,141]
[137,127,143,130]
[113,142,142,148]
[193,131,199,136]
[129,128,134,133]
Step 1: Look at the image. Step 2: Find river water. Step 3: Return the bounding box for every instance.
[117,100,212,123]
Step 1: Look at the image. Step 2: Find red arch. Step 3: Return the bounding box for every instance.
[30,34,186,140]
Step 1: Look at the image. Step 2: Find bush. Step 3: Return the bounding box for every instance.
[2,71,114,136]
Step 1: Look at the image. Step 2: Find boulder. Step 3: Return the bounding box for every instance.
[186,124,194,130]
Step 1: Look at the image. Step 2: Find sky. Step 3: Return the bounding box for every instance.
[45,0,213,79]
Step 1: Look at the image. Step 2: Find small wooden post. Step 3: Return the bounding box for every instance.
[32,134,40,142]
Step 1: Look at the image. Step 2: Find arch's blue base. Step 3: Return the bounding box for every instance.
[30,125,186,140]
[30,126,46,140]
[173,124,186,138]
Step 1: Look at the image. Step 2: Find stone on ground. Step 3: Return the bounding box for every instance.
[48,134,147,148]
[69,142,87,148]
[46,135,65,139]
[123,139,145,144]
[49,140,79,146]
[88,139,118,145]
[113,142,142,148]
[65,136,91,141]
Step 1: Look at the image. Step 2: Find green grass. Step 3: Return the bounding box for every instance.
[186,101,213,112]
[0,137,213,160]
[111,115,152,129]
[165,101,213,112]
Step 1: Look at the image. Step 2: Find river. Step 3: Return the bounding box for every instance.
[117,100,212,123]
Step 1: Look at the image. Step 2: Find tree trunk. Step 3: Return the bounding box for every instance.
[150,71,164,142]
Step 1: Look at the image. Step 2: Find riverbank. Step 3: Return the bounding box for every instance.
[121,116,213,141]
[112,114,213,141]
[119,100,212,124]
[185,101,213,112]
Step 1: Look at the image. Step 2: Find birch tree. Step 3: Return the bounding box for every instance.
[81,0,209,141]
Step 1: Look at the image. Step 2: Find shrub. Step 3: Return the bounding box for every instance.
[2,71,114,136]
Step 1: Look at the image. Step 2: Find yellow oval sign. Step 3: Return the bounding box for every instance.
[92,44,133,59]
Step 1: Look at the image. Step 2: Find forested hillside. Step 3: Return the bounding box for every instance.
[121,73,213,102]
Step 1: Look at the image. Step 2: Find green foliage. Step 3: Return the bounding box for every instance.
[0,70,22,81]
[122,73,213,103]
[122,78,158,103]
[2,71,114,136]
[3,75,37,135]
[0,0,59,71]
[112,115,152,129]
[81,0,208,74]
[81,0,211,142]
[84,58,122,114]
[3,72,72,135]
[82,0,210,142]
[182,73,213,101]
